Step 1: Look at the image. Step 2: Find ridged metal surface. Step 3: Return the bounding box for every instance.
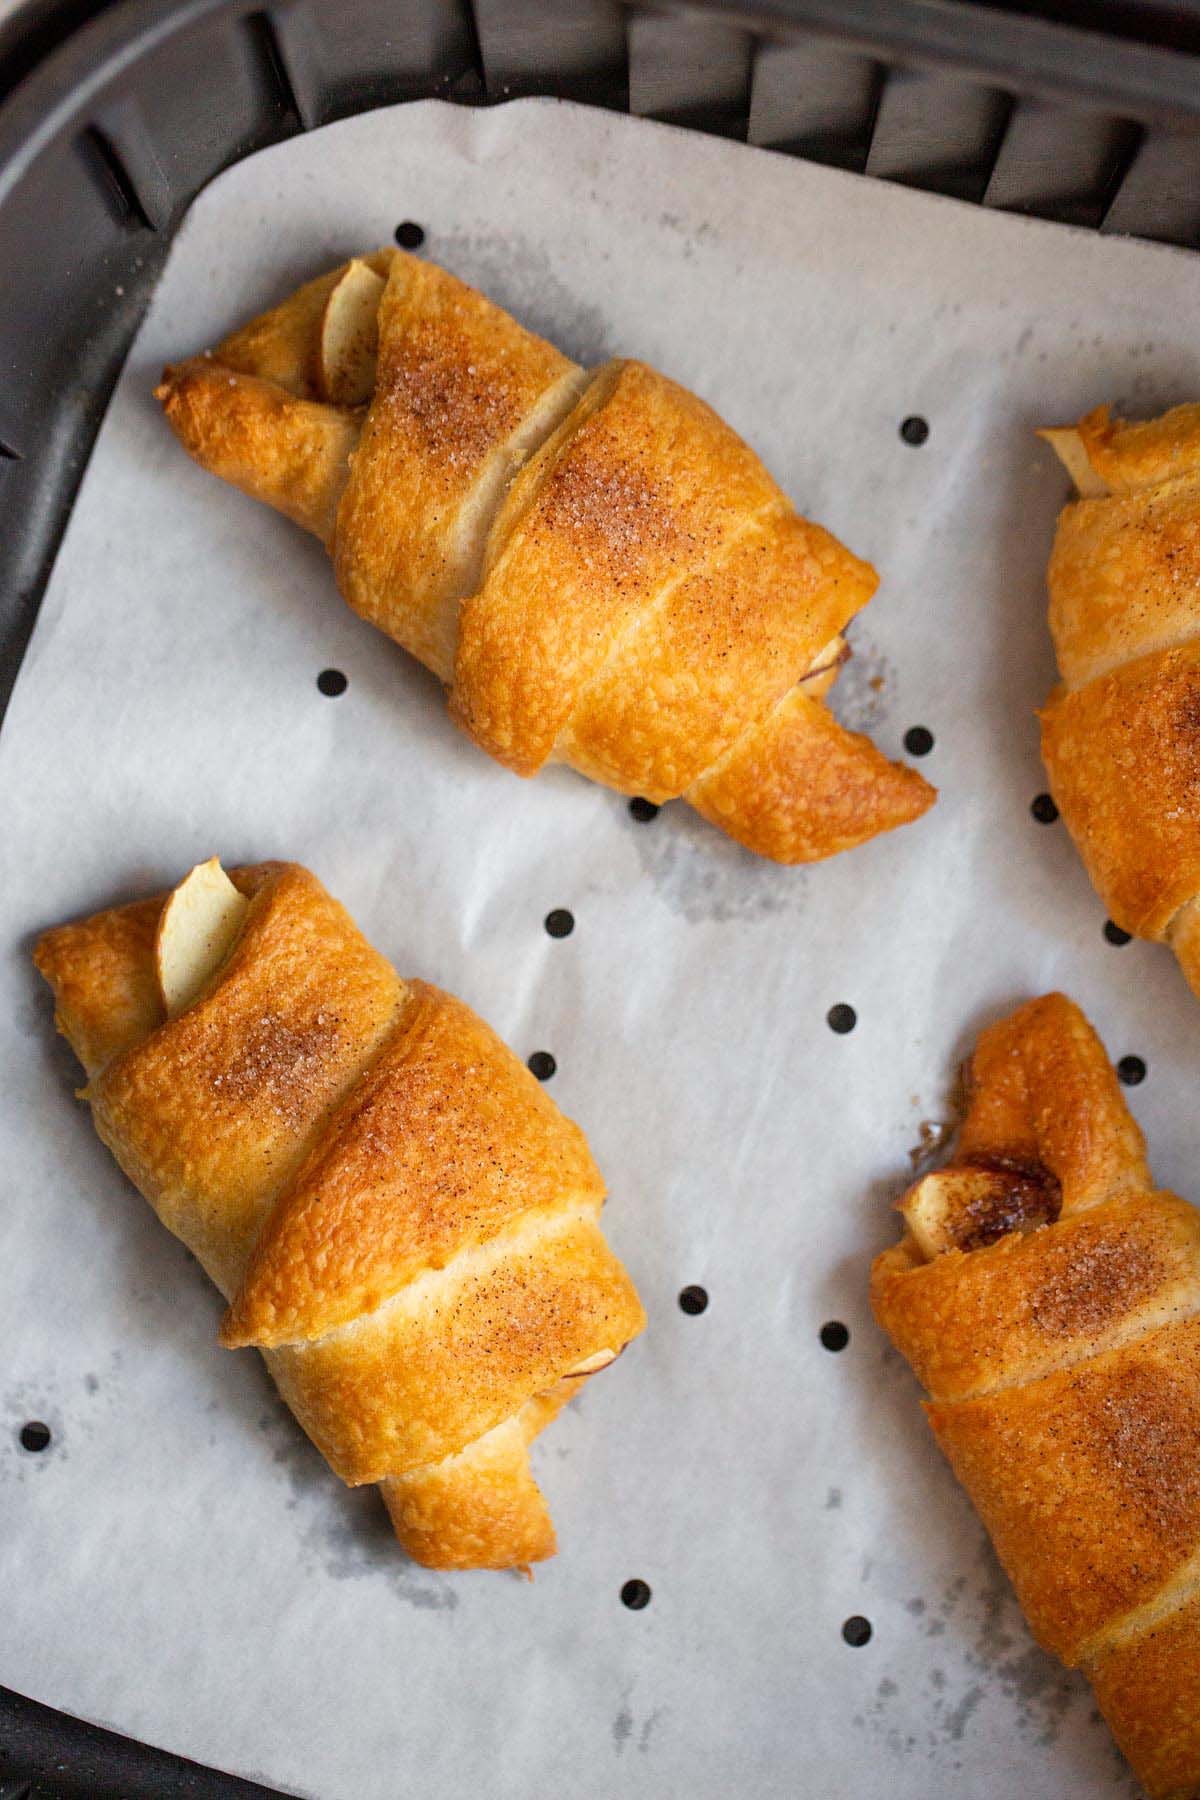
[628,7,753,133]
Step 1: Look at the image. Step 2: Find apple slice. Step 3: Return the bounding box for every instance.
[898,1164,1059,1262]
[155,858,249,1018]
[561,1349,618,1380]
[317,259,386,406]
[1039,425,1110,499]
[797,633,848,701]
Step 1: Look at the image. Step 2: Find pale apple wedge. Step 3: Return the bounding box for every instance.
[1038,425,1109,499]
[155,858,249,1017]
[561,1349,618,1379]
[317,259,387,405]
[898,1164,1060,1261]
[796,633,848,701]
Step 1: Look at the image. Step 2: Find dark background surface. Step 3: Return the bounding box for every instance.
[2,0,1200,1792]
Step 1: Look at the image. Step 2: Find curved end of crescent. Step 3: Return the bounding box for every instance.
[684,686,935,864]
[379,1397,568,1572]
[157,356,360,543]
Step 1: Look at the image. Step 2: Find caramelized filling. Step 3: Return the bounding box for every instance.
[949,1154,1063,1253]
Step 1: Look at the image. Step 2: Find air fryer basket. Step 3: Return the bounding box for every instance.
[3,1,1200,1793]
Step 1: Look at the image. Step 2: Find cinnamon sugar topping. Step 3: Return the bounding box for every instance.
[379,340,520,471]
[1085,1361,1200,1538]
[210,1009,340,1127]
[1032,1232,1158,1337]
[539,447,680,576]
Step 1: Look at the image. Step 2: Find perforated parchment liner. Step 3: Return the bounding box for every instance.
[2,98,1197,1800]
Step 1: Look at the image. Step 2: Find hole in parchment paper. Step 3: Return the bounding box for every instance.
[629,797,659,822]
[903,726,934,757]
[19,1421,51,1452]
[1030,793,1059,824]
[1104,920,1132,946]
[1117,1055,1146,1086]
[900,416,929,446]
[544,908,575,939]
[820,1322,850,1352]
[678,1285,708,1315]
[827,1004,857,1035]
[528,1051,556,1082]
[395,221,425,249]
[317,669,348,696]
[842,1615,872,1646]
[621,1579,651,1610]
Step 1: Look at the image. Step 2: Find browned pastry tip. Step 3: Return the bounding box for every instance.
[872,992,1200,1799]
[686,683,934,863]
[381,1385,574,1572]
[156,359,360,542]
[157,250,934,862]
[35,860,644,1570]
[954,991,1150,1210]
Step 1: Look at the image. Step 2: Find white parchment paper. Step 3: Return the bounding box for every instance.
[2,98,1198,1800]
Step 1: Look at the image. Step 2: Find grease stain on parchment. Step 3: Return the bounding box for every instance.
[3,1353,121,1482]
[255,1400,458,1611]
[612,1685,665,1756]
[630,798,808,923]
[655,213,717,264]
[16,992,49,1038]
[862,1535,1134,1781]
[828,631,895,737]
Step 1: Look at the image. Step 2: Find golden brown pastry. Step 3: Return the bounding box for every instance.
[873,993,1200,1800]
[1040,404,1200,999]
[34,858,645,1572]
[156,251,934,863]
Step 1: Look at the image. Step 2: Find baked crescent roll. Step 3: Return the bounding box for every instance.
[33,859,645,1572]
[873,993,1200,1800]
[155,250,934,863]
[1040,404,1200,999]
